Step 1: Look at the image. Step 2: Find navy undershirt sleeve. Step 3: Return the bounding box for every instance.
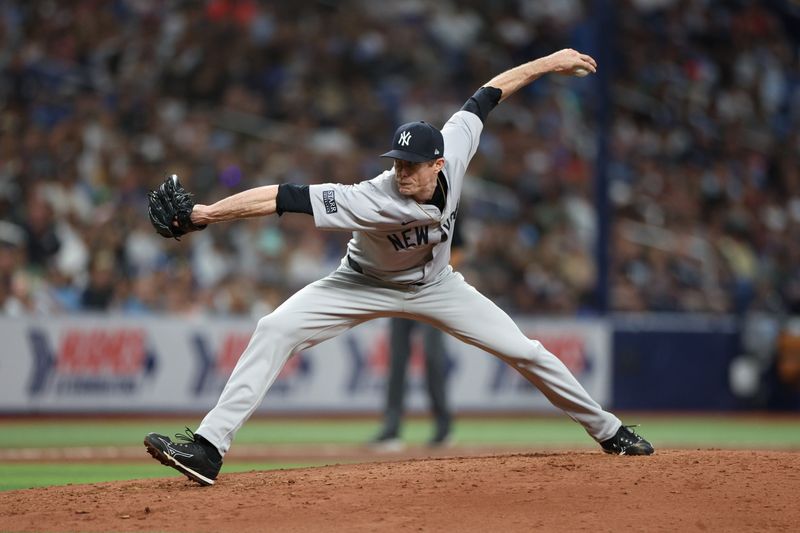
[276,184,313,216]
[460,86,502,123]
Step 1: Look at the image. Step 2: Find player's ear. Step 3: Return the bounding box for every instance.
[433,157,445,171]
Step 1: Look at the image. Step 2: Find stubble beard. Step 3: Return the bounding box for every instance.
[407,173,437,202]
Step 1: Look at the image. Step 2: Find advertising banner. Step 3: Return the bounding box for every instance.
[0,316,610,414]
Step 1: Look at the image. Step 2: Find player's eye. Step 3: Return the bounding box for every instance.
[395,161,420,173]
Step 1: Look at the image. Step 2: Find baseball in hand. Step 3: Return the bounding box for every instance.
[572,67,590,77]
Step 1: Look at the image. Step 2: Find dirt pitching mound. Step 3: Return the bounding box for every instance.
[2,450,798,532]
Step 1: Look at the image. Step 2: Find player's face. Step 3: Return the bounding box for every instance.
[393,158,443,198]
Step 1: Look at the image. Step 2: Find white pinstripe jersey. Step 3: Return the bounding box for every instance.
[308,110,483,285]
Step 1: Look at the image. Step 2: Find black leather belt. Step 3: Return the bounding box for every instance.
[348,254,425,286]
[347,254,364,274]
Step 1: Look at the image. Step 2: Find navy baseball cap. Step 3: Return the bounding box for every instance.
[381,121,444,163]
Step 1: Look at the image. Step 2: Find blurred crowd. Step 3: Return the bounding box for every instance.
[609,0,800,316]
[0,0,799,318]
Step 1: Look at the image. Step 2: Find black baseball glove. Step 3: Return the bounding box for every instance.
[148,174,207,240]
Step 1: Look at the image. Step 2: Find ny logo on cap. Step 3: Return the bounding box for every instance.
[398,131,412,146]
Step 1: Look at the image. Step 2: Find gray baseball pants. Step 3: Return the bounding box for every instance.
[197,266,621,454]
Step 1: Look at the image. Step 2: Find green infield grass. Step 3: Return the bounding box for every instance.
[0,462,322,492]
[1,415,798,491]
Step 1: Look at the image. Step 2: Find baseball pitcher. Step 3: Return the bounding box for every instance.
[145,48,653,486]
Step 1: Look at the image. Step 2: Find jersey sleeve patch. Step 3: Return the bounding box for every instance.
[322,189,338,214]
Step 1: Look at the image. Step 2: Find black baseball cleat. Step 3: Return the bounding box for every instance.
[600,425,654,456]
[144,428,223,486]
[427,425,452,448]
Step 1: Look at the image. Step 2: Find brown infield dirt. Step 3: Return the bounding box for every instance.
[1,449,799,532]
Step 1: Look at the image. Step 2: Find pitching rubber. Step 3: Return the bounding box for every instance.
[143,437,216,486]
